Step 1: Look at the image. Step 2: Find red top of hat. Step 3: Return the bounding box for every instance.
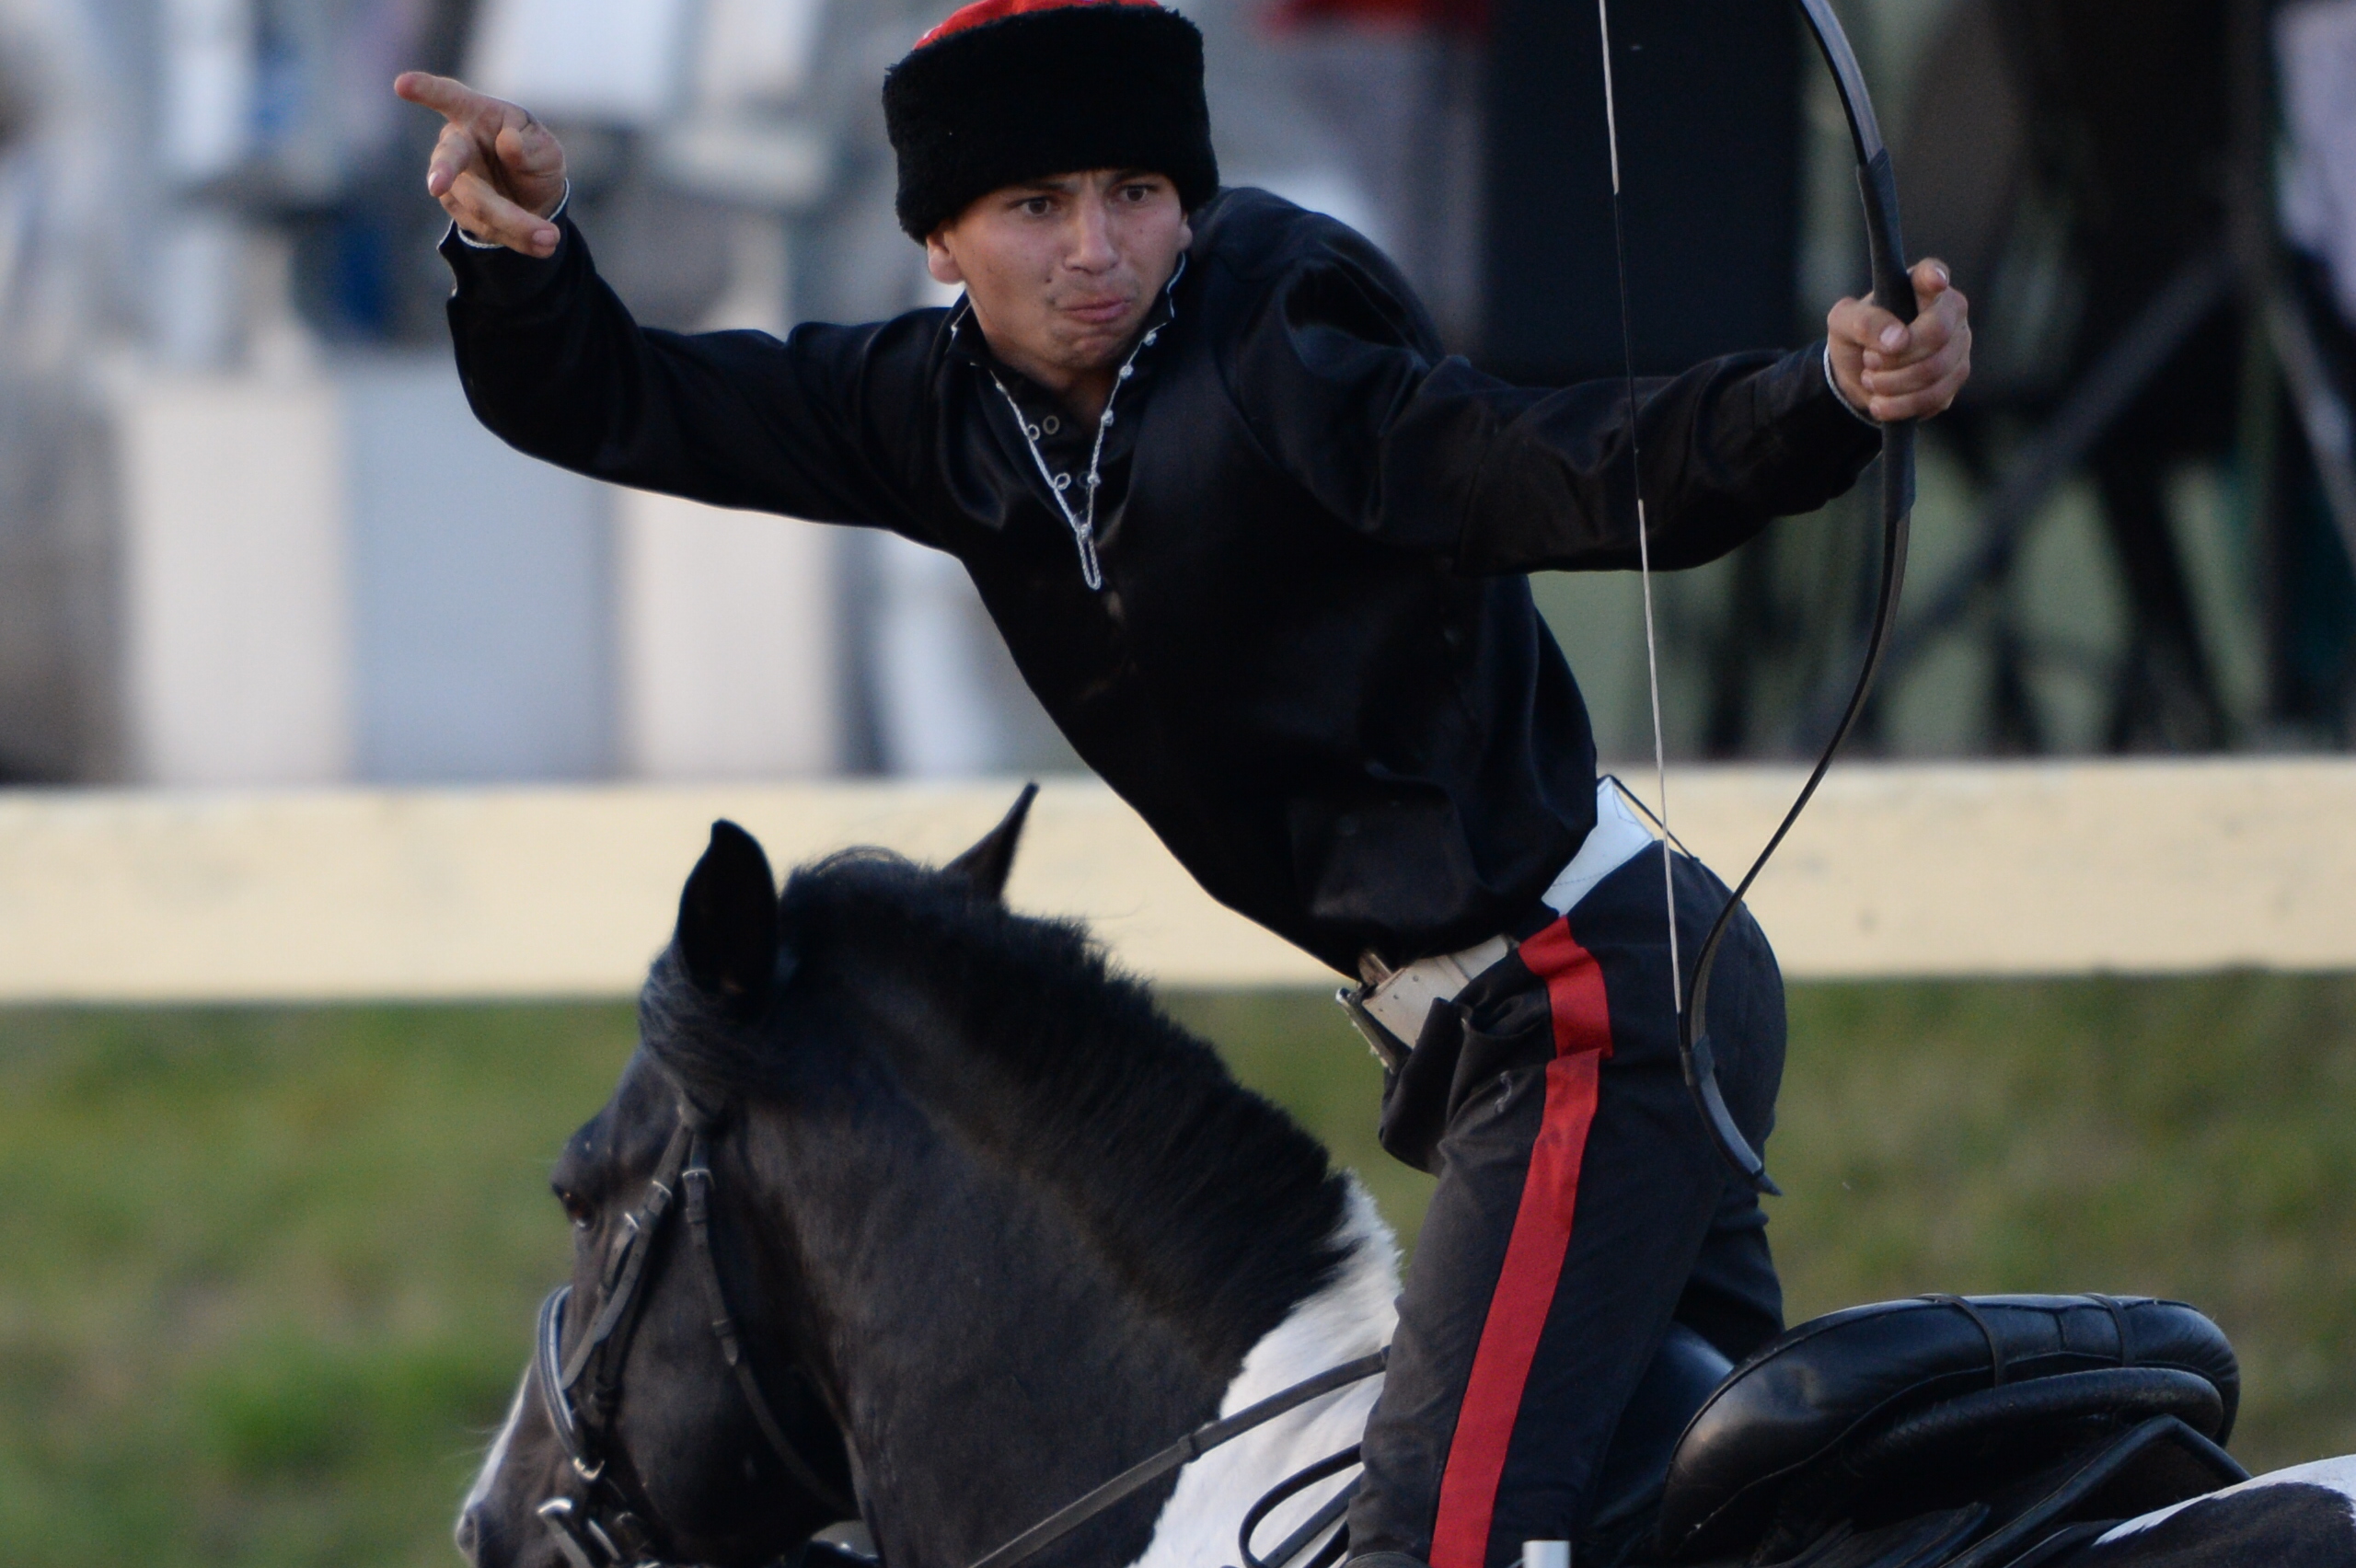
[914,0,1164,51]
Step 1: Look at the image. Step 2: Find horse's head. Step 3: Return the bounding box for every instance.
[468,784,1369,1568]
[457,793,1041,1568]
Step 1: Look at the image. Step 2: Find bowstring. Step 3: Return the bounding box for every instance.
[1595,0,1682,1016]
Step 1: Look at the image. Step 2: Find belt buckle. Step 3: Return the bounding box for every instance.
[1335,937,1512,1070]
[1336,982,1410,1071]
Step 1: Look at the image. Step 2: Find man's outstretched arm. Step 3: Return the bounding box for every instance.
[1227,205,1969,577]
[392,75,930,534]
[1461,258,1974,574]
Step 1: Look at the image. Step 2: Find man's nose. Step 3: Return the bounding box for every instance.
[1067,194,1118,269]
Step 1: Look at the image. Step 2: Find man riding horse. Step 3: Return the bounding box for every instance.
[396,4,1971,1563]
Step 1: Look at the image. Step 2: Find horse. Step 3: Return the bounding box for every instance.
[457,791,2356,1568]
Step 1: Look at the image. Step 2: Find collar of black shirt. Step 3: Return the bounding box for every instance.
[942,259,1183,465]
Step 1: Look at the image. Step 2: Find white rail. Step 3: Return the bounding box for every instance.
[0,760,2349,1002]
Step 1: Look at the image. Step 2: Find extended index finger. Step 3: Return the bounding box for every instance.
[395,72,499,126]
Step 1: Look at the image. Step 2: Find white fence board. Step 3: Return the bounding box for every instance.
[0,760,2349,1003]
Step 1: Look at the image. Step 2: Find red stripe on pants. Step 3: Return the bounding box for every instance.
[1427,917,1614,1568]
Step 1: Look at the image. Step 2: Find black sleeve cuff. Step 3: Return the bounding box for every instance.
[1768,338,1885,466]
[438,213,577,310]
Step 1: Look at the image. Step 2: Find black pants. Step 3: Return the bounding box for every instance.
[1346,849,1787,1568]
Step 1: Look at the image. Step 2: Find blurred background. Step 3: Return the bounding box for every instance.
[8,0,2356,1562]
[10,0,2356,786]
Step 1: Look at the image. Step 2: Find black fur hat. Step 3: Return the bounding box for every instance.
[884,0,1218,241]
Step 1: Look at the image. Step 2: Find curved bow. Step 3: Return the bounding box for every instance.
[1599,0,1920,1194]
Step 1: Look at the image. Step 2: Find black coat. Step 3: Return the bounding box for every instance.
[442,187,1878,976]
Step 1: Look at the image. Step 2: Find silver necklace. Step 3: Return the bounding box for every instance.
[982,258,1184,592]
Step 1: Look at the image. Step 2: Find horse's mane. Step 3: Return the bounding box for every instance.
[643,847,1351,1368]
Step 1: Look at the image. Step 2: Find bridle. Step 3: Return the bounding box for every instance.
[522,1090,1382,1568]
[520,1084,1384,1568]
[531,1099,858,1568]
[512,1072,1387,1568]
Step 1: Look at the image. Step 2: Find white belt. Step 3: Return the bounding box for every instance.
[1353,779,1657,1049]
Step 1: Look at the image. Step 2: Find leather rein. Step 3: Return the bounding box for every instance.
[531,1101,856,1568]
[964,1348,1388,1568]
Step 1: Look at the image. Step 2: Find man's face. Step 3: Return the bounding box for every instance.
[926,169,1192,397]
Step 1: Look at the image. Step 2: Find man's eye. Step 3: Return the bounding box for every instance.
[1022,198,1052,216]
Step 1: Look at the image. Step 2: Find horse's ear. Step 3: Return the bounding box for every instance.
[943,782,1037,903]
[676,820,780,1017]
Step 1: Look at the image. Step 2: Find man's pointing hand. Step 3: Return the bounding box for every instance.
[393,72,569,259]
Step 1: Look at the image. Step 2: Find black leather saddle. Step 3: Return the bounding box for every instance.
[1586,1294,2246,1568]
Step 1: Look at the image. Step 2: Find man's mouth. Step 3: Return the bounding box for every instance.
[1063,296,1133,327]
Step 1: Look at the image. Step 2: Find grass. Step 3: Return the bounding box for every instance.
[0,1007,621,1568]
[1770,974,2356,1471]
[1,975,2353,1563]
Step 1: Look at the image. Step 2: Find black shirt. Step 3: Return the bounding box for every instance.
[442,187,1879,975]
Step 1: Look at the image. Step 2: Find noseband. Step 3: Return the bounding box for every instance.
[532,1102,856,1568]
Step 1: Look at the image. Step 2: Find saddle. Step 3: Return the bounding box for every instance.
[1588,1295,2247,1568]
